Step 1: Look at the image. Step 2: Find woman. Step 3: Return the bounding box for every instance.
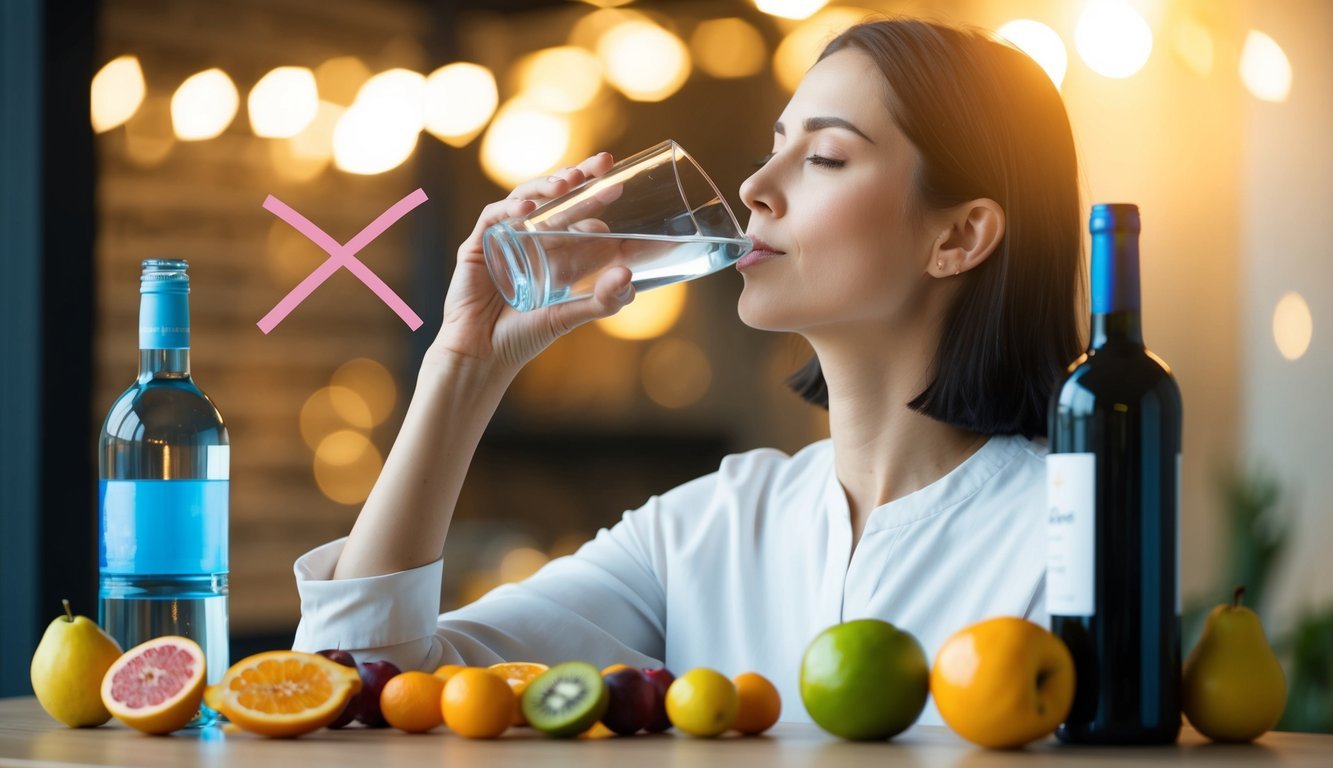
[293,18,1082,726]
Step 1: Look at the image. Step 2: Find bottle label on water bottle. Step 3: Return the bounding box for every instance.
[99,479,229,575]
[1046,453,1096,617]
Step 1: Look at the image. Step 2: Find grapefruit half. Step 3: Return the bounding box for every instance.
[101,636,207,734]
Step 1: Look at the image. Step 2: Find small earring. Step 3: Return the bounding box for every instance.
[955,266,961,276]
[937,259,943,272]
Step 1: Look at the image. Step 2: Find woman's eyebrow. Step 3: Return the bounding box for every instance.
[773,117,875,144]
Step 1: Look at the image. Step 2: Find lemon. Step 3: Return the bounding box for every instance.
[664,668,739,737]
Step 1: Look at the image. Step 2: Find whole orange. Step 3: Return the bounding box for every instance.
[732,672,781,735]
[432,664,469,684]
[441,668,516,739]
[381,671,445,733]
[931,617,1075,749]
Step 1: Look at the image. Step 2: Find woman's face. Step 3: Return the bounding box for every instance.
[737,50,939,335]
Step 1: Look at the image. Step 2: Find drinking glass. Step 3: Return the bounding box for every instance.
[482,140,751,312]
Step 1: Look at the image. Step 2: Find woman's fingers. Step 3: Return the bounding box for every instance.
[543,266,635,337]
[462,197,536,251]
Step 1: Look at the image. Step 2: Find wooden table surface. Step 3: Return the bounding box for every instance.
[2,696,1329,768]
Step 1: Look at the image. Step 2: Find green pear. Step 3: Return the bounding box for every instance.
[1182,586,1287,742]
[30,599,123,727]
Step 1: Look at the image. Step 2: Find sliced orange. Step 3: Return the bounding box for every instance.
[488,662,548,726]
[209,651,362,737]
[101,636,207,734]
[432,664,470,684]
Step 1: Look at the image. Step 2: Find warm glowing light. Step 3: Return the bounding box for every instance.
[578,0,634,7]
[596,282,687,340]
[331,357,397,427]
[315,56,371,106]
[997,19,1068,88]
[514,46,603,113]
[171,68,239,140]
[356,68,427,132]
[691,18,767,79]
[568,8,642,50]
[91,55,145,132]
[1273,292,1313,361]
[270,100,343,182]
[479,101,571,188]
[123,95,174,167]
[300,387,366,450]
[598,20,691,102]
[772,7,871,92]
[248,67,319,138]
[641,338,712,408]
[333,95,419,175]
[267,219,326,283]
[314,429,383,505]
[1172,15,1214,77]
[754,0,829,20]
[424,62,498,146]
[1075,0,1153,79]
[499,547,550,583]
[1240,30,1292,102]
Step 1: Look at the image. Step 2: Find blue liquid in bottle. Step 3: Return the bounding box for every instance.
[99,259,229,727]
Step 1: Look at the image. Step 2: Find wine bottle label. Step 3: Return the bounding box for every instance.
[1047,453,1096,616]
[99,479,229,575]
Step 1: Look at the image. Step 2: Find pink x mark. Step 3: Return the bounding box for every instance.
[258,188,428,334]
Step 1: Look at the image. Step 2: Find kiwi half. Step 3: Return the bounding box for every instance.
[521,661,610,738]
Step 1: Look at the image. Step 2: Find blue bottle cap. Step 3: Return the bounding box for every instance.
[1089,203,1140,235]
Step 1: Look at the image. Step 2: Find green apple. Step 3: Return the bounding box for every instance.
[800,618,929,740]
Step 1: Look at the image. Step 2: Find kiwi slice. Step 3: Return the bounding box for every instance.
[521,661,610,737]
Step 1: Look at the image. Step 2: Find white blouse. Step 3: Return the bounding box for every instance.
[293,435,1050,726]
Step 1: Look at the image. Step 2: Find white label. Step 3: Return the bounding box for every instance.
[1047,453,1096,616]
[207,445,230,480]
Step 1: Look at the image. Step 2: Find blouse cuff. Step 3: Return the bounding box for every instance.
[292,537,443,651]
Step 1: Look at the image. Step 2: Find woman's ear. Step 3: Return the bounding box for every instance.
[929,199,1005,278]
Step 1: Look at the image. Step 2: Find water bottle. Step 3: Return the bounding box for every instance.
[98,259,229,726]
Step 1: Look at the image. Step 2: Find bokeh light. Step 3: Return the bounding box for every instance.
[1171,15,1215,77]
[331,357,398,427]
[479,99,571,188]
[754,0,829,20]
[171,68,239,140]
[248,66,319,138]
[1273,292,1312,361]
[691,18,767,79]
[266,218,326,283]
[499,547,550,583]
[424,62,498,146]
[314,56,372,106]
[997,19,1068,89]
[641,338,712,408]
[91,55,146,133]
[1075,0,1153,79]
[1240,30,1292,102]
[355,68,427,131]
[333,86,420,175]
[123,94,174,167]
[269,100,343,182]
[313,429,383,505]
[513,46,603,113]
[596,282,687,340]
[300,387,367,450]
[598,20,691,102]
[772,7,871,92]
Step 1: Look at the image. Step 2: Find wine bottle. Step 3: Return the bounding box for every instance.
[1047,204,1183,744]
[98,259,229,727]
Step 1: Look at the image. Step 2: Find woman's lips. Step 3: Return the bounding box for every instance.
[737,237,784,270]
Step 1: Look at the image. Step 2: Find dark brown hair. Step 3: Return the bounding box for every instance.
[786,18,1083,439]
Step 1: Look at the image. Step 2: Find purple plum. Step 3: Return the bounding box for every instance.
[316,649,360,729]
[355,660,402,728]
[642,667,676,733]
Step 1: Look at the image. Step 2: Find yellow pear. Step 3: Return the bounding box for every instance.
[1182,586,1287,742]
[30,600,123,727]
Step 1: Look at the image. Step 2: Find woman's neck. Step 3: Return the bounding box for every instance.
[808,325,987,549]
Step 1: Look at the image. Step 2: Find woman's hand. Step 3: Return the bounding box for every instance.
[431,152,635,375]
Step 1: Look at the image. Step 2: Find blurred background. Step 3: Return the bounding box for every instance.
[2,0,1330,729]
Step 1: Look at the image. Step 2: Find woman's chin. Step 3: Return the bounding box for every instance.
[737,288,797,332]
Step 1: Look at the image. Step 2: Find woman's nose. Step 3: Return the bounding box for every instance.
[740,163,782,218]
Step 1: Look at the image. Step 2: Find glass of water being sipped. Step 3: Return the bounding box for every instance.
[482,140,752,312]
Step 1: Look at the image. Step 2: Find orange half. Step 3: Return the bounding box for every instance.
[488,662,548,726]
[210,651,362,737]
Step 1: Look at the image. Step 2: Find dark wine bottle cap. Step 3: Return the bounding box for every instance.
[1090,203,1140,235]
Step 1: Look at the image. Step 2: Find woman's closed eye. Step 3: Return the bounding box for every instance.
[806,154,845,168]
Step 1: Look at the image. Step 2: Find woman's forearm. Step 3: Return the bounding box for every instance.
[332,347,514,579]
